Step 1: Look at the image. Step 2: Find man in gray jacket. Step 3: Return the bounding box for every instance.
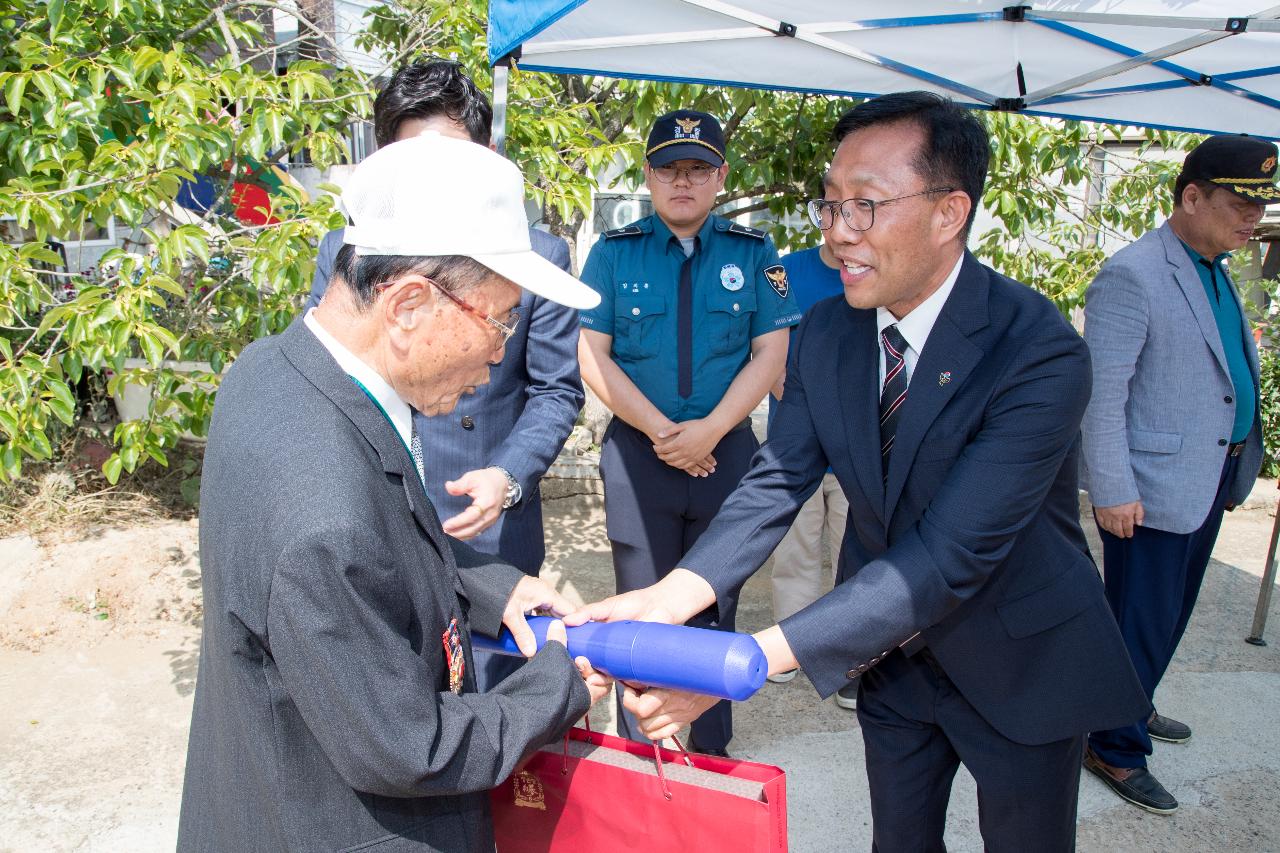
[1080,134,1277,814]
[307,61,583,693]
[178,134,608,852]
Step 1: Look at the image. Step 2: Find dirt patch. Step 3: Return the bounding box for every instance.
[0,520,202,653]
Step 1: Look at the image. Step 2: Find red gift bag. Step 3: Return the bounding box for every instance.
[491,725,787,852]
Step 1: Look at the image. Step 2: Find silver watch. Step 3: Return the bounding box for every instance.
[490,466,521,509]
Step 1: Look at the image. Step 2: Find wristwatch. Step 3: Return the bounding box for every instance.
[490,466,522,509]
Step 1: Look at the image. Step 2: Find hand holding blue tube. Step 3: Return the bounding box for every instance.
[470,616,767,701]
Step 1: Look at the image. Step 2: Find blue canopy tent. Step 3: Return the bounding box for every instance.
[487,0,1280,641]
[487,0,1280,148]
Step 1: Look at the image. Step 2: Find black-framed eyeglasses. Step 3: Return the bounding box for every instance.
[376,278,520,345]
[650,163,719,185]
[807,187,955,232]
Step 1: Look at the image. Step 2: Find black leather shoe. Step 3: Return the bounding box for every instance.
[1084,749,1178,814]
[1148,711,1192,744]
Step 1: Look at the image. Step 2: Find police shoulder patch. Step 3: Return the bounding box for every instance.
[764,264,790,299]
[603,224,645,239]
[726,221,766,240]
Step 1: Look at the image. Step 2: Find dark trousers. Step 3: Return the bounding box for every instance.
[1088,452,1239,769]
[599,417,758,750]
[860,651,1084,853]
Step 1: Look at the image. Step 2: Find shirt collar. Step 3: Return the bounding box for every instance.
[876,252,964,356]
[1178,239,1230,270]
[652,212,715,256]
[303,308,414,451]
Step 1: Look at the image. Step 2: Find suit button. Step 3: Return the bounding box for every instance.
[1225,395,1233,403]
[1218,438,1227,446]
[846,670,858,679]
[461,416,475,430]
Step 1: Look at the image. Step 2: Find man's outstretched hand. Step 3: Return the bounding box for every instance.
[564,569,717,628]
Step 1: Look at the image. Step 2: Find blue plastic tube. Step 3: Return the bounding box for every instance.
[470,617,767,702]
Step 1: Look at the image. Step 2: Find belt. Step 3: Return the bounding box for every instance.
[612,415,753,438]
[1229,440,1247,457]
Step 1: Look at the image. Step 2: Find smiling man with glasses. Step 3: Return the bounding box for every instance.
[573,91,1147,852]
[577,108,801,758]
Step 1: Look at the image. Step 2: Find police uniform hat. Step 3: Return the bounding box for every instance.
[1180,134,1280,204]
[645,110,726,168]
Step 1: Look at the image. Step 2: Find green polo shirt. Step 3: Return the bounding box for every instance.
[1181,241,1256,443]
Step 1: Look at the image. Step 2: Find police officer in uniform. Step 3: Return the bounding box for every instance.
[578,110,801,755]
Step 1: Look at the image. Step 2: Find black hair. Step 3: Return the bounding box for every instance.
[831,92,989,236]
[373,60,493,149]
[332,244,494,309]
[1172,176,1219,208]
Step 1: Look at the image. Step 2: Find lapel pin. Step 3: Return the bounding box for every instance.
[938,371,952,386]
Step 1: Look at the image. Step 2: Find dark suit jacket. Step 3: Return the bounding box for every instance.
[307,227,583,574]
[177,319,590,852]
[683,253,1148,746]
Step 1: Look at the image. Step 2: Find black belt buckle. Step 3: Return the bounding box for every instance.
[1229,440,1246,457]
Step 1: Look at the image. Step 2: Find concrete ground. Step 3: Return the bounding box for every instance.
[545,491,1280,853]
[2,483,1280,851]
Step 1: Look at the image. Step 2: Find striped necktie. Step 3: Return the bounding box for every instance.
[879,324,909,481]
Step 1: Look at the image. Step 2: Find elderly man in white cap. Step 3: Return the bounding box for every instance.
[177,134,611,853]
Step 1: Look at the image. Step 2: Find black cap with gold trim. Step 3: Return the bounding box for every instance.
[1181,134,1279,205]
[646,110,726,168]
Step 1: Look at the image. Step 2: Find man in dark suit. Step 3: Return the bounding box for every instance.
[571,92,1148,851]
[178,134,609,852]
[306,61,584,691]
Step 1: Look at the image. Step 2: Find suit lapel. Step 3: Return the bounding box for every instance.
[1160,223,1231,378]
[884,254,988,519]
[836,305,886,526]
[278,320,455,564]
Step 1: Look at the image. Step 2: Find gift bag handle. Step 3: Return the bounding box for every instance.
[652,735,695,800]
[558,716,696,800]
[560,714,593,773]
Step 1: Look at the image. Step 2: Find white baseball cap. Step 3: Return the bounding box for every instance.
[341,133,600,310]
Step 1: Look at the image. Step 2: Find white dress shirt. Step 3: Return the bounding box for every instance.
[304,308,414,454]
[876,253,965,389]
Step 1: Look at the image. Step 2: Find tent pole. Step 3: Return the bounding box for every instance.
[1246,491,1280,645]
[492,61,510,157]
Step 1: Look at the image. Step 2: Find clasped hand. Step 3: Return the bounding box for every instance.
[651,418,723,478]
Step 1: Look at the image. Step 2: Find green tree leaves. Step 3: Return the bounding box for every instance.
[0,0,1210,491]
[0,0,359,484]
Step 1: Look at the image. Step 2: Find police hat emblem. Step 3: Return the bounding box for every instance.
[646,110,725,168]
[764,265,790,299]
[720,264,744,291]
